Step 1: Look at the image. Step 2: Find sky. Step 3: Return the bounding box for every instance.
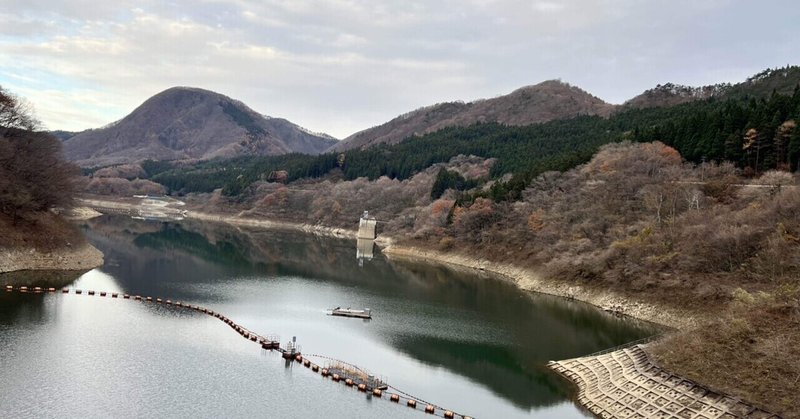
[0,0,798,139]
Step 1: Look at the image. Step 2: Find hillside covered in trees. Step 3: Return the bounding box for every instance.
[167,142,798,416]
[0,87,83,250]
[108,73,800,203]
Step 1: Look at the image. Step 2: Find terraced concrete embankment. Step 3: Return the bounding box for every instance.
[548,345,779,419]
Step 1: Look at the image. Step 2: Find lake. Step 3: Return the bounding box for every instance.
[0,215,660,418]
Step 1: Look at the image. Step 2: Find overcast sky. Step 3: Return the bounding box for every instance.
[0,0,798,138]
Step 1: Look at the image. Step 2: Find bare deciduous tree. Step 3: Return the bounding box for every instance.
[0,87,78,223]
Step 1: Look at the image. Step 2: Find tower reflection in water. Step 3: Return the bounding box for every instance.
[356,238,374,267]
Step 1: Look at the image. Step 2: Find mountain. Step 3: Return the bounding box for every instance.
[624,65,800,109]
[330,80,614,151]
[50,130,81,141]
[63,87,338,167]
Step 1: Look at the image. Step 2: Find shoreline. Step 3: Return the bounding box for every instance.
[187,211,357,240]
[71,197,771,415]
[80,196,697,329]
[0,243,104,274]
[78,198,358,240]
[379,245,698,330]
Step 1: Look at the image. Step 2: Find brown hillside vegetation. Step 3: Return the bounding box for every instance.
[331,80,614,151]
[651,287,800,417]
[1,86,83,250]
[175,142,799,414]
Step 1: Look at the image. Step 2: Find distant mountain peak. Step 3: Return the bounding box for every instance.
[330,78,613,152]
[63,87,338,167]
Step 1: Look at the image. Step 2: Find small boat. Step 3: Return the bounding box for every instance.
[330,307,372,319]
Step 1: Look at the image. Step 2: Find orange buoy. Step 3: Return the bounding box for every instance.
[444,411,454,418]
[332,374,340,382]
[123,294,130,299]
[390,394,400,403]
[372,388,382,397]
[407,399,417,408]
[48,287,56,293]
[100,291,107,297]
[425,405,435,414]
[345,379,354,387]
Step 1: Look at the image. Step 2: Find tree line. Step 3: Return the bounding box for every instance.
[142,81,800,200]
[0,86,77,224]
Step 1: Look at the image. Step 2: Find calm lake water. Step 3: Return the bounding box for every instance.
[0,216,659,418]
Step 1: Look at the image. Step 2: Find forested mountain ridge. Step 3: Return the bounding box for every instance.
[135,79,800,200]
[623,65,800,109]
[63,87,338,167]
[330,80,615,151]
[334,66,800,152]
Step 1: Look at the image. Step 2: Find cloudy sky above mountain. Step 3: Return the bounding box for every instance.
[0,0,798,138]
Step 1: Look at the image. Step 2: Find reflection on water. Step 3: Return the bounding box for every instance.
[356,238,374,266]
[0,215,661,418]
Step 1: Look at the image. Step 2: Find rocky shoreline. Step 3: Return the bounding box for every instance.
[187,211,357,240]
[380,244,698,330]
[0,243,104,274]
[78,198,357,240]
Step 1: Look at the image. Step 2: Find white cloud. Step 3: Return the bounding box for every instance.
[0,0,798,137]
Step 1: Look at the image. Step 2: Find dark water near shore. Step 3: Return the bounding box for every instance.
[0,215,659,418]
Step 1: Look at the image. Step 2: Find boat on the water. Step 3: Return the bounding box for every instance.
[330,307,372,319]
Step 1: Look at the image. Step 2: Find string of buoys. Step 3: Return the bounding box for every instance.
[4,284,473,418]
